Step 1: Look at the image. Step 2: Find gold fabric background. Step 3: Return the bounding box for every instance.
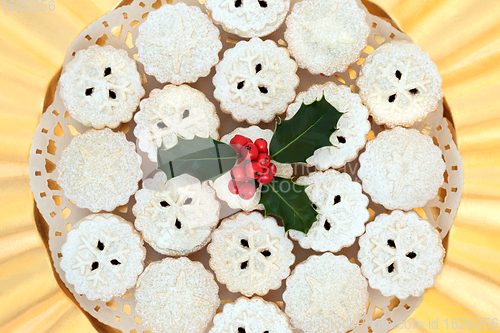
[0,0,498,332]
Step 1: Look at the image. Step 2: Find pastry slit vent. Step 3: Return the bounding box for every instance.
[258,0,267,7]
[255,63,262,73]
[259,86,268,94]
[237,81,245,89]
[182,110,189,118]
[406,252,417,259]
[395,70,401,80]
[240,239,249,247]
[234,0,242,8]
[388,94,396,103]
[175,219,181,229]
[388,263,395,273]
[109,90,117,99]
[240,261,248,269]
[387,239,396,248]
[91,261,99,271]
[334,195,341,204]
[104,67,112,76]
[238,328,245,333]
[324,221,331,230]
[337,136,346,144]
[97,240,105,251]
[85,88,94,96]
[160,200,169,207]
[409,88,419,95]
[261,250,271,257]
[110,259,121,265]
[156,121,167,129]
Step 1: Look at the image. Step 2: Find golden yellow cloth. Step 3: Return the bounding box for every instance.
[0,0,499,332]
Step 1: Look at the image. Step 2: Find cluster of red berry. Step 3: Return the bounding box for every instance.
[227,135,277,200]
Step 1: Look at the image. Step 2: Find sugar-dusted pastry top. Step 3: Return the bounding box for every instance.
[357,40,443,128]
[208,211,295,296]
[358,210,445,299]
[134,84,220,162]
[358,127,445,210]
[59,45,145,129]
[135,257,220,333]
[60,213,146,302]
[136,2,222,84]
[210,296,292,333]
[213,37,299,124]
[283,253,368,333]
[133,174,220,256]
[205,0,290,38]
[56,128,142,212]
[285,0,370,75]
[289,169,370,252]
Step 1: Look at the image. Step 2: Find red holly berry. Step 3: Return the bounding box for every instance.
[257,173,273,184]
[257,153,270,167]
[254,138,268,154]
[230,165,246,182]
[241,143,259,160]
[239,182,256,200]
[267,163,277,176]
[228,180,240,194]
[245,161,264,179]
[230,135,250,153]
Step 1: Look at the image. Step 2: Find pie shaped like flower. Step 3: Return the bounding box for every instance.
[282,253,368,333]
[357,41,443,128]
[284,0,369,75]
[132,174,220,256]
[205,0,290,37]
[212,126,293,211]
[213,38,299,124]
[358,210,445,299]
[135,257,220,333]
[289,170,369,252]
[57,128,142,212]
[60,214,146,301]
[59,45,145,129]
[136,3,222,84]
[210,297,292,333]
[358,127,445,210]
[286,82,370,170]
[134,84,220,162]
[208,212,295,296]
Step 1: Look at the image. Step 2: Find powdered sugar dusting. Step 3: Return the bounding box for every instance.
[208,212,295,296]
[56,128,142,212]
[135,257,220,333]
[60,214,146,302]
[358,210,445,299]
[358,127,446,210]
[285,0,369,75]
[357,41,443,128]
[289,170,369,252]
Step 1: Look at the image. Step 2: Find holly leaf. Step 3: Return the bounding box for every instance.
[259,177,317,233]
[269,96,343,164]
[157,136,238,183]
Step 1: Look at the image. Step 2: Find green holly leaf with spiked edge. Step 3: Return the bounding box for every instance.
[157,136,238,183]
[269,96,343,164]
[259,177,317,234]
